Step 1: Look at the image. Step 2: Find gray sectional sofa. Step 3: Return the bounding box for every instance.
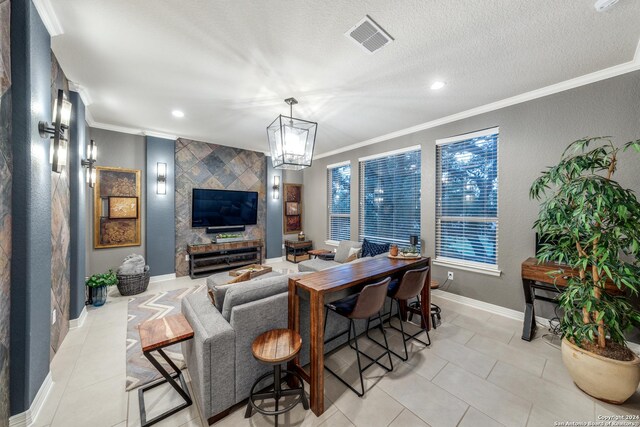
[181,266,393,423]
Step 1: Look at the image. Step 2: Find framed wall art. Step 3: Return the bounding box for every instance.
[94,166,141,248]
[283,183,303,233]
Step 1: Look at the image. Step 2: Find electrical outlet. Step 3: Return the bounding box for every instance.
[448,271,454,281]
[52,309,57,325]
[185,254,189,261]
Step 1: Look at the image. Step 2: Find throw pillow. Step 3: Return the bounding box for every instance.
[361,238,390,257]
[345,247,360,262]
[211,271,252,309]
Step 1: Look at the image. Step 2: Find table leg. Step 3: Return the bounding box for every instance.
[309,291,325,416]
[421,262,432,330]
[522,278,536,341]
[287,279,300,387]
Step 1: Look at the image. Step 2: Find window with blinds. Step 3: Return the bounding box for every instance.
[327,162,351,241]
[359,146,421,248]
[435,128,499,269]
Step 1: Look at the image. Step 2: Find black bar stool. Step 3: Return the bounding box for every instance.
[409,279,442,329]
[323,277,394,397]
[245,329,308,426]
[368,266,431,361]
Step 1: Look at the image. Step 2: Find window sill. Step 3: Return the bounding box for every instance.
[324,240,340,247]
[433,258,502,277]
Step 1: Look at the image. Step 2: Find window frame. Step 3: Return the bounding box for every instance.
[435,127,501,275]
[326,161,351,245]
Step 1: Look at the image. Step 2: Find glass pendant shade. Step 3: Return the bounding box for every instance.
[267,115,317,170]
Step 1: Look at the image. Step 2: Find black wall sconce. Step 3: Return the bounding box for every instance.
[272,175,280,200]
[157,162,167,195]
[81,139,97,188]
[39,89,71,173]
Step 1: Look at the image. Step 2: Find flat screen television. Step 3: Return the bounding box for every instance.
[191,188,258,227]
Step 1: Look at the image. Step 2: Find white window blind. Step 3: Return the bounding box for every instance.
[436,128,499,268]
[359,147,421,248]
[327,162,351,241]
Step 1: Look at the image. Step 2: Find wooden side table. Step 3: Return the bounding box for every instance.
[138,314,194,427]
[307,249,332,259]
[285,240,313,263]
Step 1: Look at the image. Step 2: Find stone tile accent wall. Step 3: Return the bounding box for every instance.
[0,0,10,424]
[50,54,71,359]
[175,138,266,277]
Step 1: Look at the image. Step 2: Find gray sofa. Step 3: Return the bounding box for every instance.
[181,269,392,424]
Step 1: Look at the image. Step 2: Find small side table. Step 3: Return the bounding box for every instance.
[307,249,332,259]
[285,240,313,263]
[138,314,194,427]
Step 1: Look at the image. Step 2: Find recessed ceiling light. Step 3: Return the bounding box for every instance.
[430,81,446,90]
[172,110,185,118]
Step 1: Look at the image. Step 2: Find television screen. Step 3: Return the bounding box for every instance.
[192,188,258,227]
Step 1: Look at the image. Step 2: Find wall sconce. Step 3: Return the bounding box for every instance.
[39,89,71,173]
[157,162,167,195]
[81,139,97,188]
[272,175,280,199]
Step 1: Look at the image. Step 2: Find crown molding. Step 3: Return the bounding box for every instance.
[144,131,178,140]
[32,0,63,37]
[69,82,92,107]
[315,40,640,160]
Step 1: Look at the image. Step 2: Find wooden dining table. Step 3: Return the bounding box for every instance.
[287,256,431,416]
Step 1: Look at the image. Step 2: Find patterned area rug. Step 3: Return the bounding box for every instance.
[126,285,205,391]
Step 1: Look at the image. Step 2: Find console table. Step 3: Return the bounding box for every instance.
[187,239,264,279]
[285,240,312,263]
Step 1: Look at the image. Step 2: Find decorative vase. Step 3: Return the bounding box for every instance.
[390,245,399,257]
[298,231,305,241]
[561,337,640,404]
[92,285,108,307]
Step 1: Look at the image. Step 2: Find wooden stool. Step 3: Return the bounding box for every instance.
[245,329,308,426]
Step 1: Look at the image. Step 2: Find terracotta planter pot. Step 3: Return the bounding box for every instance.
[561,337,640,404]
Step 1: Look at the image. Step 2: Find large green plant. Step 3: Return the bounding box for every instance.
[530,137,640,352]
[85,270,118,288]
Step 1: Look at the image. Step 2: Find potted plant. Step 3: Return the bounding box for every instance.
[86,270,118,307]
[530,136,640,403]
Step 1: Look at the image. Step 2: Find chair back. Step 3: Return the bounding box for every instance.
[349,277,391,319]
[394,266,430,300]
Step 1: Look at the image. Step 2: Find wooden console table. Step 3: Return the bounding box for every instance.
[187,239,263,279]
[288,256,431,416]
[521,257,620,341]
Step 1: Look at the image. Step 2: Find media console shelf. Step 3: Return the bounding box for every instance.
[187,239,264,279]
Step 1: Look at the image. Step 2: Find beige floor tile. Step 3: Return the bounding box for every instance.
[66,344,125,391]
[541,358,577,391]
[466,334,547,377]
[58,324,90,350]
[431,297,493,322]
[594,391,640,417]
[433,363,531,427]
[323,373,403,427]
[378,364,468,427]
[318,410,355,427]
[430,322,475,345]
[178,419,204,427]
[401,348,448,380]
[388,408,431,427]
[487,361,594,421]
[451,313,515,344]
[507,334,563,361]
[50,343,82,383]
[430,338,497,378]
[527,406,562,426]
[127,380,201,427]
[51,375,127,427]
[486,313,524,331]
[458,407,505,427]
[31,380,68,427]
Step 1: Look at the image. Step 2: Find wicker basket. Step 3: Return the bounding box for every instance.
[116,268,150,296]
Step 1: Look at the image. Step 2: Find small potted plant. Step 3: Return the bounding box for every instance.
[530,136,640,403]
[86,270,118,307]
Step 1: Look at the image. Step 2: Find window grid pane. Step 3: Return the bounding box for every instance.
[359,149,421,248]
[327,164,351,241]
[436,131,498,267]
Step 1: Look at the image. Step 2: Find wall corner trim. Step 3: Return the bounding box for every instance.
[149,273,177,283]
[32,0,63,36]
[69,307,87,330]
[8,373,53,427]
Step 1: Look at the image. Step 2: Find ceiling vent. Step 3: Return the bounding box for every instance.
[345,15,394,54]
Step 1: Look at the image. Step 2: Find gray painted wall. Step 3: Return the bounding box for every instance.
[86,128,146,274]
[145,136,175,276]
[266,157,283,258]
[282,169,303,243]
[69,91,87,319]
[304,70,640,314]
[9,0,52,414]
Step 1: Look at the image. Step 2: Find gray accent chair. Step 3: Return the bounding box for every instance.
[298,240,363,272]
[181,271,394,424]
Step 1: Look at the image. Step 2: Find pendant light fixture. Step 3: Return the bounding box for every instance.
[267,97,317,170]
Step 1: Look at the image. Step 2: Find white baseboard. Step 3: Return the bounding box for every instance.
[431,289,551,328]
[9,372,53,427]
[264,257,284,264]
[69,306,87,329]
[149,273,176,283]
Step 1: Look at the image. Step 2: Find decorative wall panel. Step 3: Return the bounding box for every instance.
[0,0,10,423]
[175,138,266,277]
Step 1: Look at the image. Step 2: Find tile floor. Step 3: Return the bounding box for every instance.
[31,260,640,427]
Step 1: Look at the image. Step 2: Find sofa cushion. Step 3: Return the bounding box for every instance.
[361,239,390,257]
[208,271,283,312]
[335,240,362,263]
[298,259,340,272]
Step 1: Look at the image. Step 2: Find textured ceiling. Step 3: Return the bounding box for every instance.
[49,0,640,155]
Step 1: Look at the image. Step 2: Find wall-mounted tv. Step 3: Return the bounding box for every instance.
[191,188,258,227]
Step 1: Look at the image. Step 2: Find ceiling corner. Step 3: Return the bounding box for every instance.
[33,0,64,37]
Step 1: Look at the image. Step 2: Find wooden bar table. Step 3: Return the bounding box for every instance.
[288,256,431,416]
